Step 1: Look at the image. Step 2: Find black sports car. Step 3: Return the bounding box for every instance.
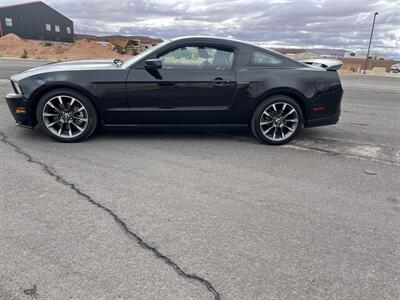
[6,36,343,144]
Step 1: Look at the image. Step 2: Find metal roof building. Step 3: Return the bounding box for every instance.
[0,1,74,42]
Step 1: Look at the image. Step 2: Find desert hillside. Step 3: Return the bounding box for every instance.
[75,34,162,45]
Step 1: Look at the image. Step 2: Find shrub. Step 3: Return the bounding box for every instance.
[43,41,53,47]
[21,50,28,59]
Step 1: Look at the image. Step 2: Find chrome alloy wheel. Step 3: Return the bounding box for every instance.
[42,95,89,138]
[259,102,299,142]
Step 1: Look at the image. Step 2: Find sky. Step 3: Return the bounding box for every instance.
[1,0,399,57]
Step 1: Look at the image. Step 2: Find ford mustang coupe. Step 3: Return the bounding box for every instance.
[6,36,343,144]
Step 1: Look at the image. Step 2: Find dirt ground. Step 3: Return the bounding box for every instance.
[0,33,131,61]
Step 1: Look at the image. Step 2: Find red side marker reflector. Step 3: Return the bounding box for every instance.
[313,107,324,112]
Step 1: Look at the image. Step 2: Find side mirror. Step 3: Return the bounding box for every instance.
[145,58,162,69]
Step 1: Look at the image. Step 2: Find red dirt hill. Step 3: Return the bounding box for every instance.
[0,33,130,60]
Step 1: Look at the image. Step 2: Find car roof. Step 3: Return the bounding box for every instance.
[172,35,249,44]
[170,36,289,58]
[172,36,262,49]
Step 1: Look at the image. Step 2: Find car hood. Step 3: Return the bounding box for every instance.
[11,59,117,81]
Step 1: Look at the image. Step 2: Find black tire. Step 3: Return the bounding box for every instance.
[251,95,303,145]
[36,88,98,142]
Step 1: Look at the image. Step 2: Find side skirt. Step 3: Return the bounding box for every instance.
[102,123,248,129]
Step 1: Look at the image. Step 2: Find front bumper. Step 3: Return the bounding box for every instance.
[5,93,34,129]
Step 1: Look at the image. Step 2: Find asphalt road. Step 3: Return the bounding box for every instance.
[1,59,399,299]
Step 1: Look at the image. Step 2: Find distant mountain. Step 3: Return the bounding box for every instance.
[272,47,349,57]
[76,34,163,45]
[272,48,308,54]
[310,48,349,57]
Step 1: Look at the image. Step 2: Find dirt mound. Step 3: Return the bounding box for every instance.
[0,34,23,49]
[61,40,127,60]
[0,33,23,44]
[0,33,130,61]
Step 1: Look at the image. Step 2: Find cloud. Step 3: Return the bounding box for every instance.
[1,0,399,56]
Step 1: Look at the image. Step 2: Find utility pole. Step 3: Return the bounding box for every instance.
[363,12,378,74]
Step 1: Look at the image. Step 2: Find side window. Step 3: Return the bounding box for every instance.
[5,18,13,27]
[251,51,283,66]
[159,46,234,70]
[66,26,72,34]
[45,23,51,31]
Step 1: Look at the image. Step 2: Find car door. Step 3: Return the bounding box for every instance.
[126,44,237,124]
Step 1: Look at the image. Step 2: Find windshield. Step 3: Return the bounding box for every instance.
[122,41,169,68]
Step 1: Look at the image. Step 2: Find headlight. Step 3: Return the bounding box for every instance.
[12,81,22,95]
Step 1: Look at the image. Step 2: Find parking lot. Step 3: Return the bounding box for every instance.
[1,59,399,299]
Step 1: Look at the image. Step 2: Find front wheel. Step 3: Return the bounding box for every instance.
[251,95,303,145]
[36,89,98,142]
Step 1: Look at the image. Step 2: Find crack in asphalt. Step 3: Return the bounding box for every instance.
[0,131,220,300]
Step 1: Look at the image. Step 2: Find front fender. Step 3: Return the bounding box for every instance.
[19,76,100,127]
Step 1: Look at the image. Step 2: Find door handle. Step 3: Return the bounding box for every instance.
[210,77,226,87]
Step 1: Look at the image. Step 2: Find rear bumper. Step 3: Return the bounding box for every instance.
[304,110,340,127]
[304,84,343,128]
[5,93,34,129]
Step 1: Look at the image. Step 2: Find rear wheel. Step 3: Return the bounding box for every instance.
[251,95,303,145]
[36,89,97,142]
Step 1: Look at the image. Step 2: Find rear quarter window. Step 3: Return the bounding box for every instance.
[250,51,284,66]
